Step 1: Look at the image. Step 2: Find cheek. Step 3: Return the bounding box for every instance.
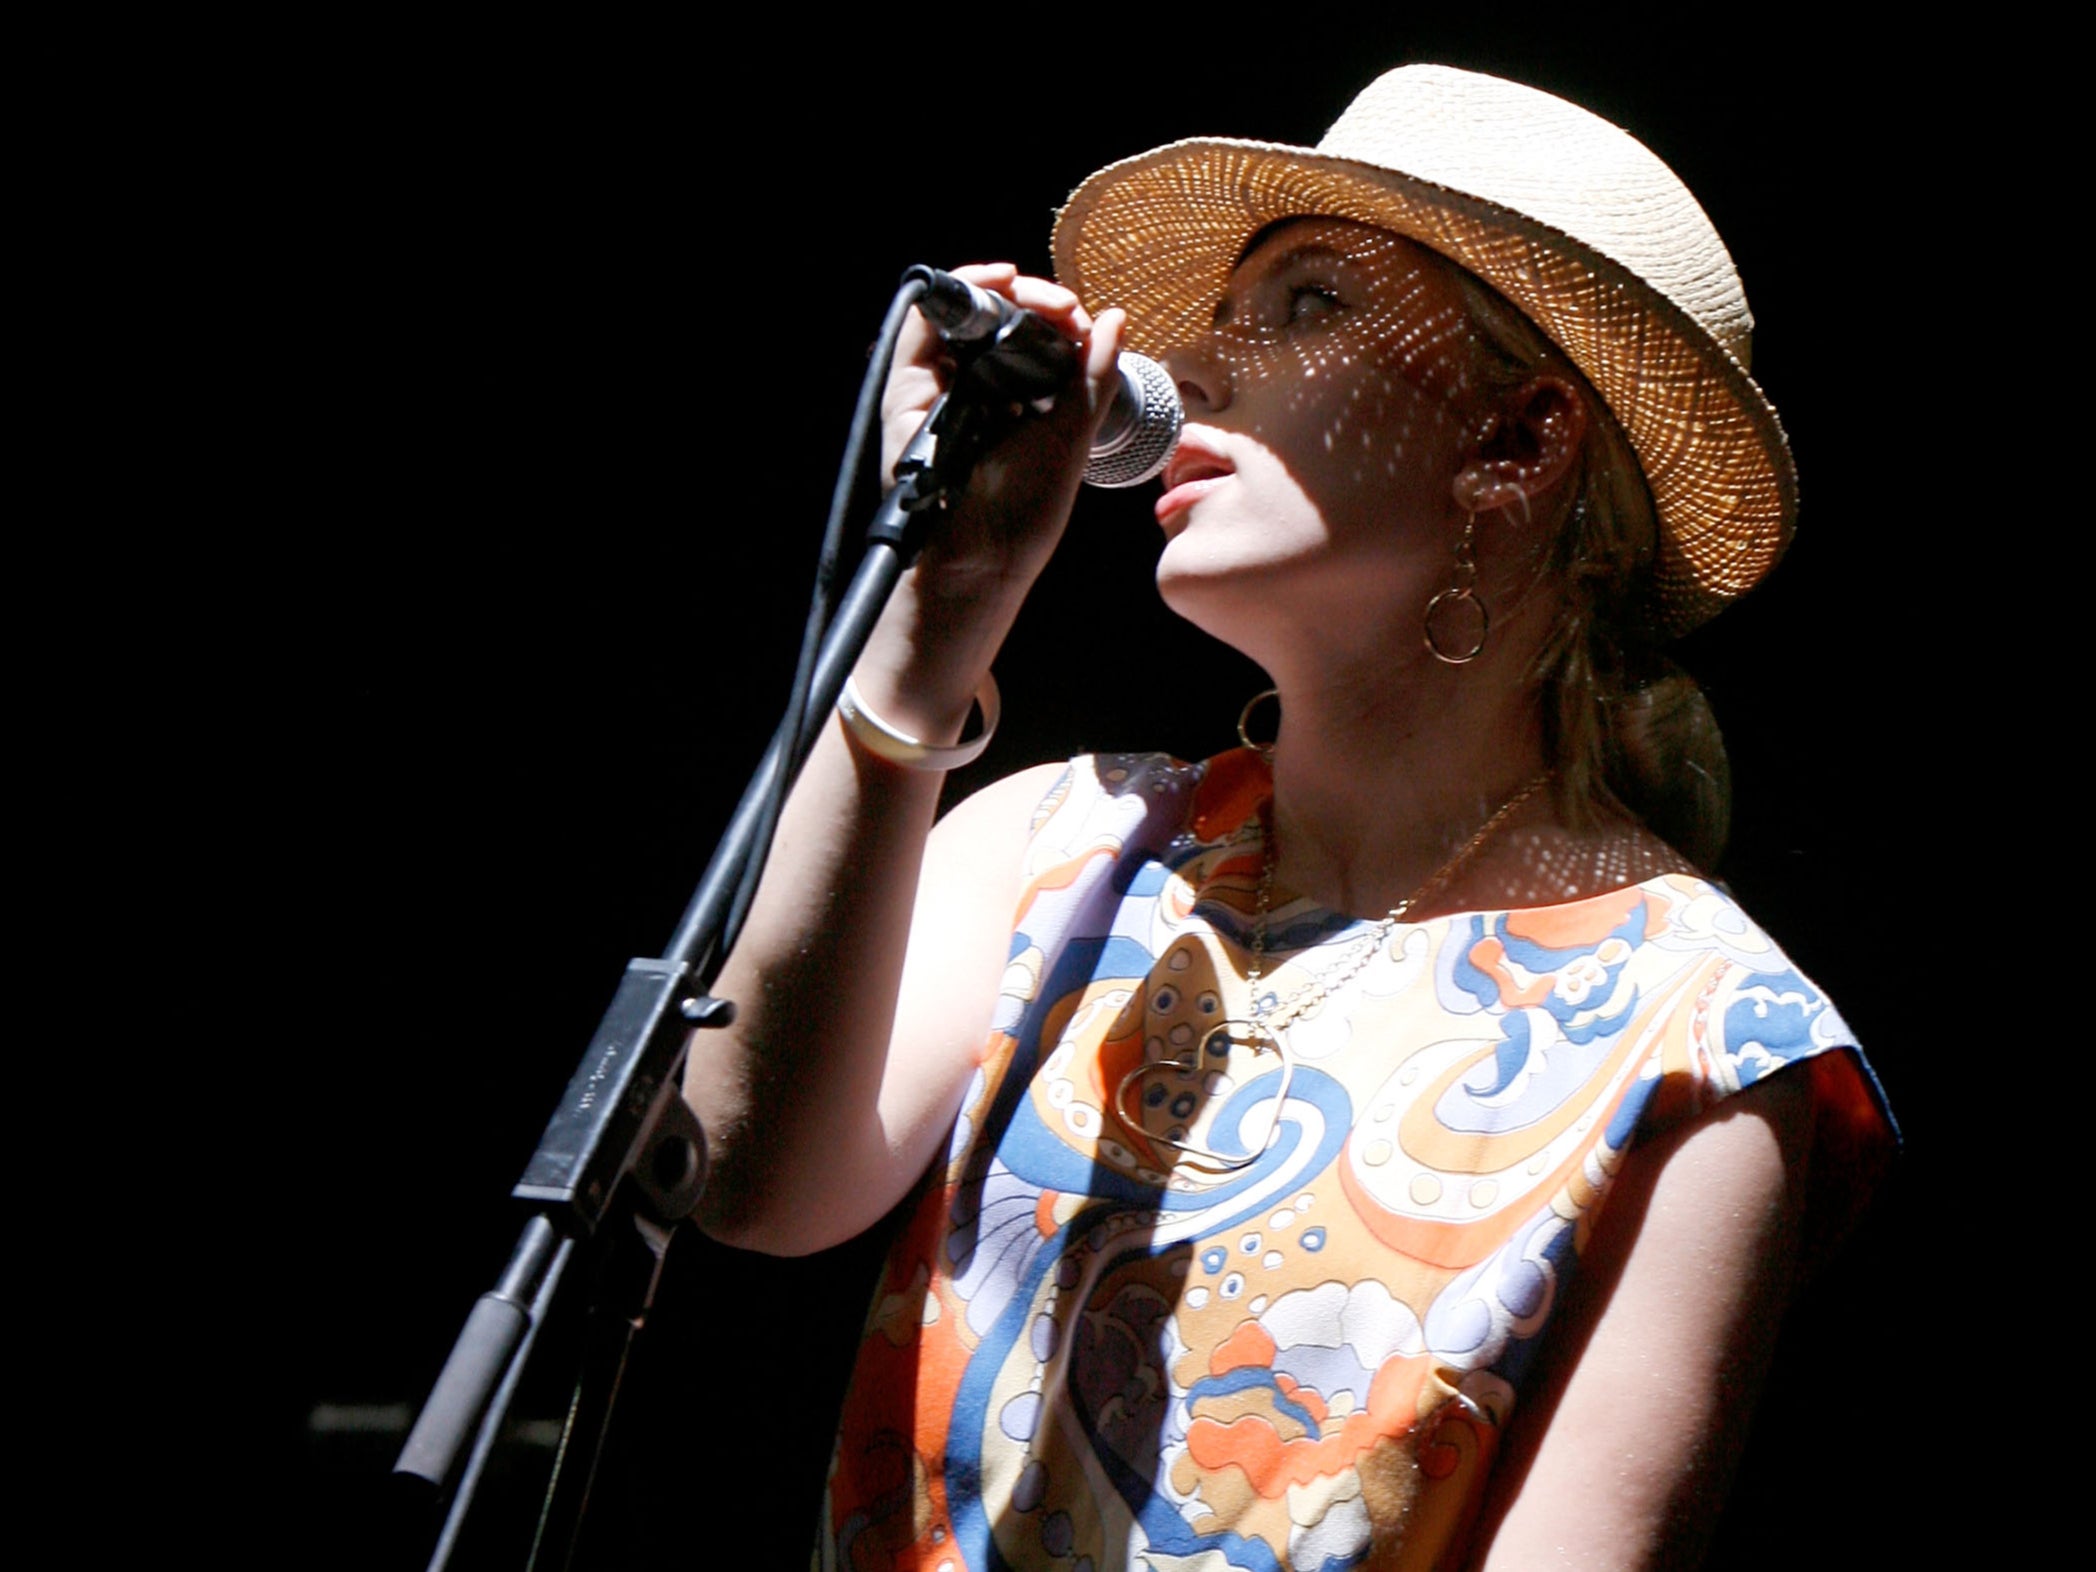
[1326,290,1484,466]
[1242,364,1473,517]
[1324,374,1469,495]
[1349,266,1479,396]
[1216,305,1481,502]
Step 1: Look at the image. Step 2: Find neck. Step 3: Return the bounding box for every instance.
[1260,635,1554,918]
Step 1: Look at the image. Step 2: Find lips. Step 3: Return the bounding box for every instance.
[1157,432,1235,526]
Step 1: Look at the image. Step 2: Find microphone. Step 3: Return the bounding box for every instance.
[905,266,1182,489]
[1086,355,1181,489]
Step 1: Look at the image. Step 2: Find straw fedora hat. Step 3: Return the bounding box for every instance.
[1052,65,1794,636]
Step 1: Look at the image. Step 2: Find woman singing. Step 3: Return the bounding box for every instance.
[684,65,1892,1570]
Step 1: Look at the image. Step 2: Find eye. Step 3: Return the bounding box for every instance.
[1285,282,1342,325]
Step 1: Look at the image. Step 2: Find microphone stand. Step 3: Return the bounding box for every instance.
[392,276,1061,1570]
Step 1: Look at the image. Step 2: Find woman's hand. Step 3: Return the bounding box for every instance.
[882,264,1127,597]
[843,266,1124,746]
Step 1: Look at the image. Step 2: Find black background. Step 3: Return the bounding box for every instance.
[42,16,1991,1568]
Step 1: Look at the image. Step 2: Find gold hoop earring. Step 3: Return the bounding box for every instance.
[1236,688,1280,760]
[1424,515,1488,664]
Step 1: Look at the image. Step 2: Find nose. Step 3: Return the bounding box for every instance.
[1164,341,1233,415]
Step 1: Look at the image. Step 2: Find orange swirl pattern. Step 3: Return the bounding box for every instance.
[818,754,1885,1572]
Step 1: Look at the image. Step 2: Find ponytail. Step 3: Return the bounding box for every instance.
[1450,264,1732,870]
[1539,401,1732,871]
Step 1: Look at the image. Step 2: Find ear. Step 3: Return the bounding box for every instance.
[1452,376,1588,518]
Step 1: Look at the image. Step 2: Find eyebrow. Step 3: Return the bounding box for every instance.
[1231,232,1349,273]
[1260,242,1347,273]
[1215,235,1352,324]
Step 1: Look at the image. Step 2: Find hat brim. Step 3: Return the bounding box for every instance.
[1052,137,1797,637]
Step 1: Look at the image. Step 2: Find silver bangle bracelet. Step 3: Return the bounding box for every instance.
[837,672,1001,771]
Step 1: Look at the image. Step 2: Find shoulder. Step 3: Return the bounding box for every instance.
[1627,874,1875,1097]
[938,752,1212,861]
[920,752,1208,924]
[930,759,1072,849]
[1613,873,1896,1270]
[1469,868,1893,1255]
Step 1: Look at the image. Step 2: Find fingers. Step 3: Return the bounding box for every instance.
[949,262,1017,289]
[891,263,1010,382]
[874,271,1117,588]
[887,264,1100,430]
[1085,307,1126,387]
[1001,274,1091,340]
[882,263,1120,506]
[897,264,1091,358]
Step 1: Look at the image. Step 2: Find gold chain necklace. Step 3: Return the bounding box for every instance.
[1113,770,1551,1174]
[1244,770,1552,1032]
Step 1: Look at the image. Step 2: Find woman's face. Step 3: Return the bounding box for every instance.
[1154,219,1494,648]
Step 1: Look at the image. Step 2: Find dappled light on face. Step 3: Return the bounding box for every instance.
[1172,220,1483,488]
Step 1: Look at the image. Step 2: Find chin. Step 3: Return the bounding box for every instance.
[1154,553,1282,662]
[1158,547,1432,676]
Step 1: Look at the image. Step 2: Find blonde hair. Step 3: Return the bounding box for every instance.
[1452,270,1734,870]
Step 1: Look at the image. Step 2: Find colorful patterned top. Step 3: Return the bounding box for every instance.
[816,752,1889,1572]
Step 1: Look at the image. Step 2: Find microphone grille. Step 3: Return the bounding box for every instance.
[1085,353,1182,489]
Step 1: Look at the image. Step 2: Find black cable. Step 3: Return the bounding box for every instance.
[716,276,929,964]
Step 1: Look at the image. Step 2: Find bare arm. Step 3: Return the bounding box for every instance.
[1463,1073,1815,1570]
[683,270,1128,1255]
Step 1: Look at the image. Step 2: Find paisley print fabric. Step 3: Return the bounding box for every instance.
[816,752,1887,1572]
